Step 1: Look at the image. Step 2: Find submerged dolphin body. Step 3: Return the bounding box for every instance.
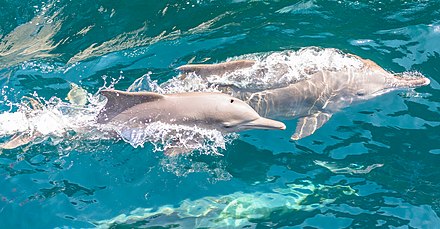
[178,56,430,140]
[97,90,286,133]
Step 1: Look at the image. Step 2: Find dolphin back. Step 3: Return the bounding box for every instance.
[97,89,164,123]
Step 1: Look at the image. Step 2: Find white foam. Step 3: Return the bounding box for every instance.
[0,93,108,149]
[113,121,236,155]
[0,112,30,135]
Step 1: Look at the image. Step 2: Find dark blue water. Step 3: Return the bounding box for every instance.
[1,0,440,228]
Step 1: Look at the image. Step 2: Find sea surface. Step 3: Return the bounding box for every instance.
[1,0,440,228]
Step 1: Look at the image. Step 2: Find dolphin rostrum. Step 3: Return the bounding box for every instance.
[97,89,286,132]
[178,55,430,140]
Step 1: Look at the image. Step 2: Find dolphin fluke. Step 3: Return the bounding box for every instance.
[0,132,37,150]
[178,60,256,78]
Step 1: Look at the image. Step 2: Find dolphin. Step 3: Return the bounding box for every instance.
[178,56,430,140]
[1,89,285,153]
[97,89,286,132]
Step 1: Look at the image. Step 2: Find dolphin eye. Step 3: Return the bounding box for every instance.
[230,99,234,103]
[223,123,232,128]
[356,91,366,96]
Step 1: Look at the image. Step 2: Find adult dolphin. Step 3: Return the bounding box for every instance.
[2,90,285,152]
[97,89,286,132]
[178,57,430,140]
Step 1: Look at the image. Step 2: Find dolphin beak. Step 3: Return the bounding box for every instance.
[244,117,286,130]
[389,73,431,88]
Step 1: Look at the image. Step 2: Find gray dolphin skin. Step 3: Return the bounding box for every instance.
[97,89,286,132]
[178,57,430,140]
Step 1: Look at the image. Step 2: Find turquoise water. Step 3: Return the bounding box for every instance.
[1,0,440,228]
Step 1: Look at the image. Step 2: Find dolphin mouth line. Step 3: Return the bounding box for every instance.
[242,117,286,130]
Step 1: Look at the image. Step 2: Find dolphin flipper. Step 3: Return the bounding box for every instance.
[291,112,332,140]
[178,60,256,78]
[98,90,165,123]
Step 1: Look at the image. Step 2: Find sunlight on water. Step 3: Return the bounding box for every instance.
[0,0,63,68]
[314,160,384,175]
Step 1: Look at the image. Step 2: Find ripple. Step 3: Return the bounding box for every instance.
[375,23,440,69]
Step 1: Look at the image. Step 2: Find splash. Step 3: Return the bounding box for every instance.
[0,93,109,152]
[128,72,222,94]
[114,122,237,155]
[93,179,357,228]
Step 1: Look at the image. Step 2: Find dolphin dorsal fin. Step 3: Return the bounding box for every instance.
[178,60,255,78]
[97,89,165,123]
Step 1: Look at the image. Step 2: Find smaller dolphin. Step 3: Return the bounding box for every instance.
[97,89,286,132]
[178,55,430,140]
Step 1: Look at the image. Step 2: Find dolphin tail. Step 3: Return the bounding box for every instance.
[0,96,45,150]
[177,60,256,78]
[1,132,37,150]
[291,112,332,140]
[97,90,165,123]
